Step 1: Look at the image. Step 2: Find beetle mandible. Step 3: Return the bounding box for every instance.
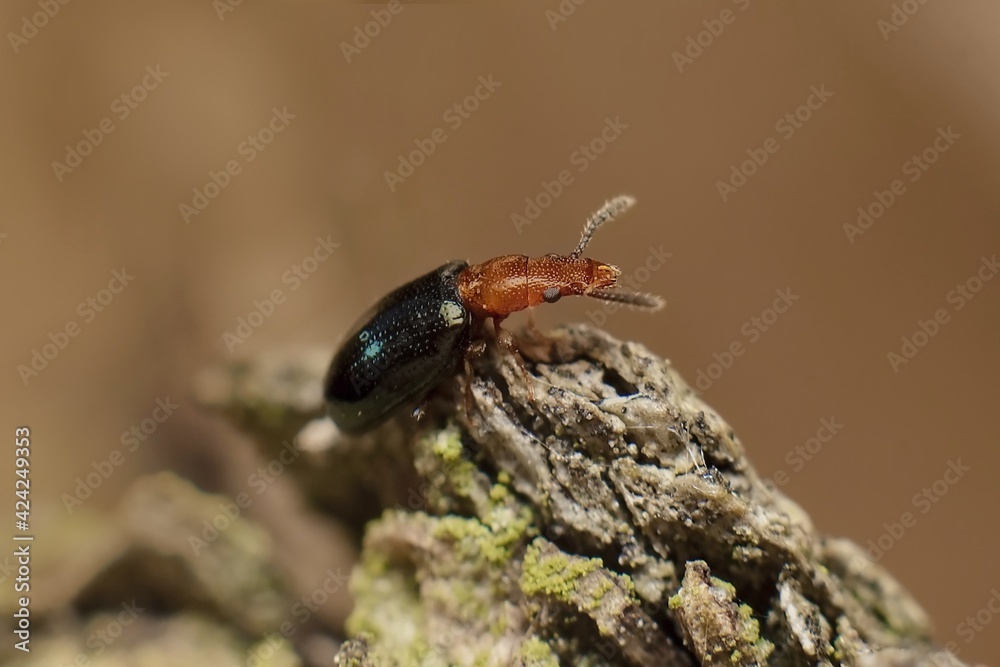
[324,195,664,434]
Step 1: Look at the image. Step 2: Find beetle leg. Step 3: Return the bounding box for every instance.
[463,338,487,414]
[521,311,558,357]
[523,312,551,350]
[493,317,535,401]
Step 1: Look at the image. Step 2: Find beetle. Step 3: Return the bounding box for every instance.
[324,194,664,434]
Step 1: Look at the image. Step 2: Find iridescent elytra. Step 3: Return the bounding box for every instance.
[324,195,664,434]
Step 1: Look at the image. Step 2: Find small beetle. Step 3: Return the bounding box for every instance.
[324,195,664,434]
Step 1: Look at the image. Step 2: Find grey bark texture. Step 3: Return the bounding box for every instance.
[316,324,961,667]
[3,324,970,667]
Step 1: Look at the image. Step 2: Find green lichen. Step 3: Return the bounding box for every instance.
[489,611,509,636]
[432,502,533,566]
[344,464,535,666]
[424,577,489,625]
[670,566,774,666]
[334,656,362,667]
[736,606,772,661]
[359,551,390,578]
[515,636,560,666]
[520,540,602,601]
[582,576,614,611]
[712,576,737,597]
[732,600,771,659]
[426,428,480,499]
[489,483,510,502]
[430,428,464,462]
[345,551,424,651]
[615,570,636,596]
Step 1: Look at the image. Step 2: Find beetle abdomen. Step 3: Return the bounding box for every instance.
[324,260,473,434]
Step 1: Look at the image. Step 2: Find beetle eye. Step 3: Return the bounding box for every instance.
[542,287,561,303]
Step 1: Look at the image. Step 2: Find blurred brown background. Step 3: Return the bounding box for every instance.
[2,1,998,662]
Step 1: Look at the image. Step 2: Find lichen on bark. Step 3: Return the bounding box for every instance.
[316,324,961,666]
[5,324,970,667]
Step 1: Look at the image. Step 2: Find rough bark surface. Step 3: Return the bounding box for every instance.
[322,324,959,667]
[3,324,969,667]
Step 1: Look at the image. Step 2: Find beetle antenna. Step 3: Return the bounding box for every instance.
[586,288,665,311]
[570,194,636,259]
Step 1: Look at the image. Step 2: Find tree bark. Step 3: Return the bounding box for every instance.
[310,324,960,667]
[6,325,968,667]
